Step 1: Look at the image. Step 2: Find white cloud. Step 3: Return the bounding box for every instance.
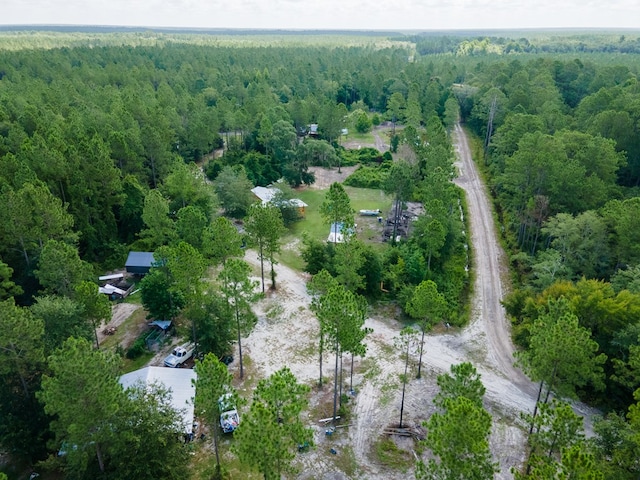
[1,0,638,29]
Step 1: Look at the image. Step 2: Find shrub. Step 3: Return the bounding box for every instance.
[355,112,372,133]
[115,344,126,358]
[343,163,391,189]
[374,438,412,469]
[301,235,334,275]
[337,150,361,167]
[356,147,383,164]
[126,338,147,359]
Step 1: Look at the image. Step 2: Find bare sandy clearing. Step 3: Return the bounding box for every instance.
[232,124,585,479]
[309,165,359,190]
[238,263,532,479]
[102,123,595,479]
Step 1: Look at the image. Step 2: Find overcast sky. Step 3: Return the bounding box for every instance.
[2,0,639,31]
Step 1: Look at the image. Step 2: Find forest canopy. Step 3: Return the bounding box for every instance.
[1,27,640,479]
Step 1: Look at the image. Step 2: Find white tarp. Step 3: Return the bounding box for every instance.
[119,366,197,434]
[99,284,126,296]
[98,273,124,281]
[327,222,355,243]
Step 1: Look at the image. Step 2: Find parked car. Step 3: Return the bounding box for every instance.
[163,342,195,368]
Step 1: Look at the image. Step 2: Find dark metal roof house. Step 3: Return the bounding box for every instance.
[125,251,156,275]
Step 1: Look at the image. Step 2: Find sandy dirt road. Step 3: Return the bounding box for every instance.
[236,124,596,479]
[452,123,537,396]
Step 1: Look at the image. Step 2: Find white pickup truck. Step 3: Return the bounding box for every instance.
[163,342,195,368]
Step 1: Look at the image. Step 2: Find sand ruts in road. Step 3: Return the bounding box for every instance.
[238,124,597,478]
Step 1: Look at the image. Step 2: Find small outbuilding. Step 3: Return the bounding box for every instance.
[251,186,308,216]
[125,251,156,275]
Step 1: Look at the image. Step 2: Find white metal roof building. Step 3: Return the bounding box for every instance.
[251,186,308,213]
[119,366,197,434]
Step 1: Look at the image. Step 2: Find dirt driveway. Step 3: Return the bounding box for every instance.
[95,302,141,347]
[96,123,595,479]
[232,123,589,479]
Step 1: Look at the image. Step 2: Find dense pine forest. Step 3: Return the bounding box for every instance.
[1,28,640,479]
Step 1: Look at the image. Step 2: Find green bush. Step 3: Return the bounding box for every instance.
[337,394,352,422]
[356,147,384,164]
[301,235,334,275]
[338,146,383,167]
[204,158,223,181]
[343,164,391,189]
[355,112,372,133]
[374,438,412,469]
[337,150,361,167]
[126,338,147,359]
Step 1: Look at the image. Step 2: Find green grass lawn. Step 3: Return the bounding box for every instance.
[340,130,375,145]
[278,185,393,270]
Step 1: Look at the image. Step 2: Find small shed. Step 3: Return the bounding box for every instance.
[125,251,156,275]
[251,186,278,203]
[287,198,308,216]
[251,186,308,216]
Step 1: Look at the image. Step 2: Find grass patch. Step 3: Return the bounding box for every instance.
[120,285,143,303]
[264,302,285,323]
[289,186,393,245]
[234,353,259,396]
[188,437,262,480]
[122,350,155,373]
[279,252,305,272]
[331,444,358,478]
[100,307,147,350]
[293,340,317,361]
[342,130,376,145]
[278,241,306,271]
[373,437,413,470]
[378,342,395,357]
[288,189,327,242]
[379,379,399,407]
[307,385,334,421]
[361,357,381,382]
[344,186,392,214]
[279,184,392,270]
